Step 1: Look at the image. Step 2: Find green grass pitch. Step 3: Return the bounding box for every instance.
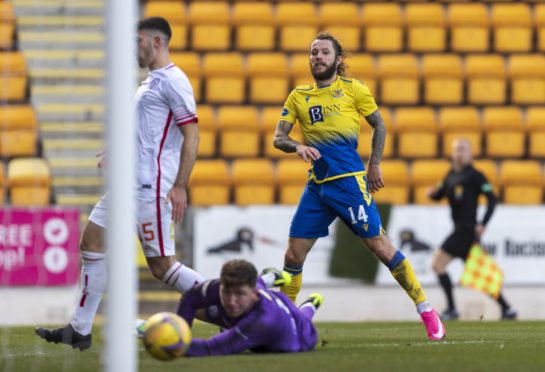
[2,321,544,372]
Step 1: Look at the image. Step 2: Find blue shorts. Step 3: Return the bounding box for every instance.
[289,175,383,239]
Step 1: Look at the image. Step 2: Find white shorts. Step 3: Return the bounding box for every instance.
[89,194,175,258]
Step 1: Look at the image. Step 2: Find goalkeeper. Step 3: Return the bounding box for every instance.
[175,259,322,356]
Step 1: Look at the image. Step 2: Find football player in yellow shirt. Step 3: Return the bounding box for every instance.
[273,32,445,341]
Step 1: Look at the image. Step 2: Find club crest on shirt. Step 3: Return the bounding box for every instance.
[332,89,344,98]
[454,185,464,199]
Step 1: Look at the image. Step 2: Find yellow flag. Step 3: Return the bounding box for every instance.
[460,244,503,299]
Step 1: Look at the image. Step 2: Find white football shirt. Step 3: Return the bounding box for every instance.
[135,63,198,199]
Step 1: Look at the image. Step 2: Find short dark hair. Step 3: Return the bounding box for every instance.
[220,259,257,289]
[314,32,348,77]
[138,17,172,41]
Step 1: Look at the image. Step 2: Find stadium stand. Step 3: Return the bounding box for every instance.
[465,54,507,105]
[411,160,451,205]
[439,106,482,158]
[500,160,543,205]
[405,2,447,52]
[0,162,5,204]
[217,105,261,158]
[202,52,245,104]
[143,1,187,50]
[232,1,275,51]
[362,3,403,52]
[491,3,533,53]
[7,0,545,207]
[189,1,230,51]
[422,54,463,105]
[188,159,230,206]
[527,107,545,159]
[483,106,526,159]
[373,159,410,205]
[276,159,309,205]
[8,157,51,206]
[319,2,361,52]
[448,2,490,52]
[277,3,318,52]
[395,107,438,159]
[232,158,275,205]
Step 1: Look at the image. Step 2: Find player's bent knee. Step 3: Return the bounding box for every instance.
[147,256,176,280]
[284,249,305,266]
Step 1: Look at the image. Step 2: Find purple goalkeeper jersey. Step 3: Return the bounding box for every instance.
[177,278,317,357]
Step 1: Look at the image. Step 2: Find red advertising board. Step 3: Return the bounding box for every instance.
[0,208,80,286]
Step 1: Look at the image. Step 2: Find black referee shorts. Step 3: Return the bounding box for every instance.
[440,225,476,260]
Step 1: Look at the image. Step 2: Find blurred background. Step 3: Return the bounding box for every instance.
[1,0,545,326]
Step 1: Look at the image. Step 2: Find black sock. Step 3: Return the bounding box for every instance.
[438,273,455,311]
[496,293,510,312]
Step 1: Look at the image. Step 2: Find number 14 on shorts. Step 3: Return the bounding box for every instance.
[348,205,368,224]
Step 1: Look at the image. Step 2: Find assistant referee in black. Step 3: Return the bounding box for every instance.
[428,138,517,320]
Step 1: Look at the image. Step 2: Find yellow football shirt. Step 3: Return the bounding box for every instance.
[279,76,378,183]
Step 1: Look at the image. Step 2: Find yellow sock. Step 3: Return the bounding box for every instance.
[388,251,427,305]
[281,263,303,303]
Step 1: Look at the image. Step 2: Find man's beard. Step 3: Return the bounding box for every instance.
[311,61,337,81]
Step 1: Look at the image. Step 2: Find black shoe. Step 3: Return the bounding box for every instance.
[35,324,92,351]
[501,308,517,320]
[440,309,460,321]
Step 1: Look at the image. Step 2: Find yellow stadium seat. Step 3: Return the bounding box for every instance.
[378,54,420,105]
[373,160,409,205]
[170,52,201,102]
[0,106,36,160]
[189,1,230,51]
[0,163,5,204]
[483,107,526,158]
[232,2,275,51]
[473,159,499,204]
[422,54,463,105]
[491,3,532,53]
[261,106,304,159]
[406,3,447,52]
[8,158,51,206]
[527,107,545,158]
[537,4,545,52]
[217,106,261,158]
[439,107,482,158]
[347,54,377,96]
[319,3,361,52]
[0,130,37,157]
[357,108,393,160]
[277,3,318,52]
[196,105,216,157]
[189,159,230,206]
[449,3,490,52]
[362,3,403,52]
[0,104,36,131]
[290,53,313,88]
[232,158,275,205]
[144,1,187,50]
[465,54,507,105]
[0,52,26,74]
[0,2,15,50]
[395,107,438,158]
[508,55,545,105]
[0,76,27,102]
[0,22,14,50]
[277,159,309,205]
[202,53,245,104]
[248,53,289,104]
[411,160,451,204]
[500,160,543,205]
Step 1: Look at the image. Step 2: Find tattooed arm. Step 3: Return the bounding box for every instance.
[364,110,386,193]
[273,120,321,162]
